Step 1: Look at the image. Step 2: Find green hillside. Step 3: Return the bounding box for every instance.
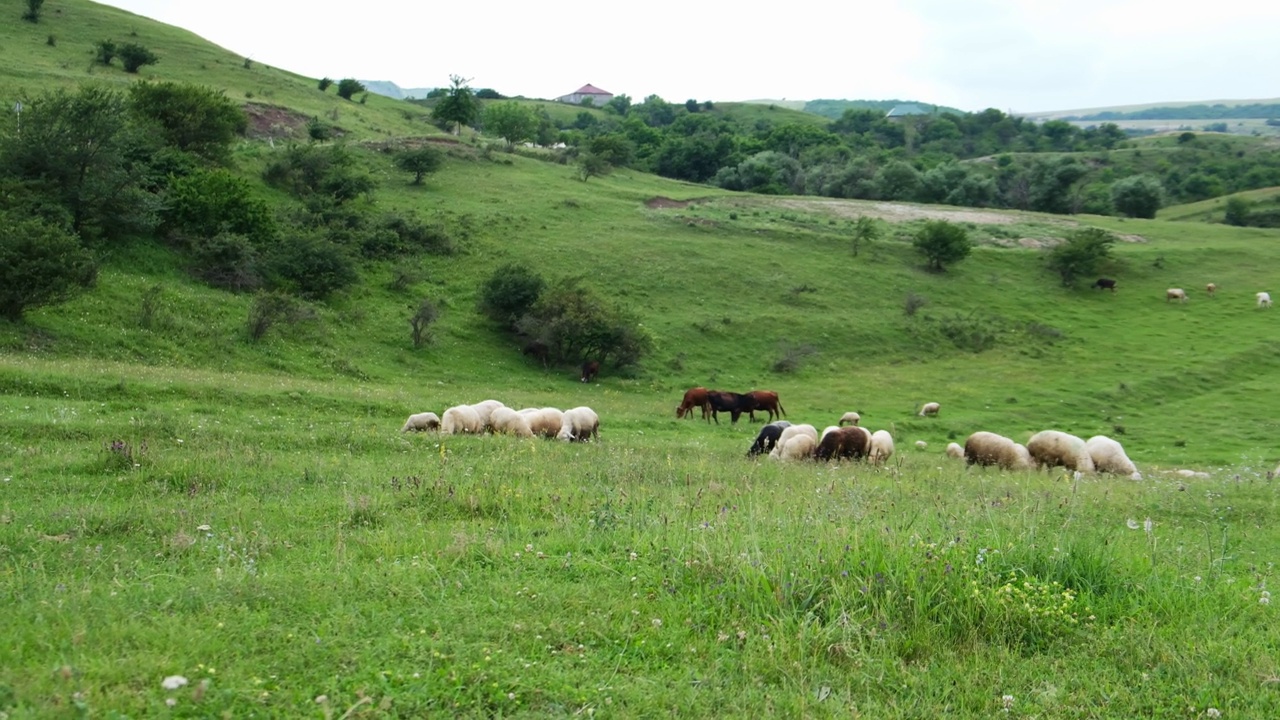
[5,1,1280,716]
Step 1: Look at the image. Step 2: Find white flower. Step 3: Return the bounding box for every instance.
[1261,591,1271,606]
[1144,517,1153,534]
[1206,708,1221,718]
[652,618,662,627]
[161,675,189,690]
[1001,694,1015,711]
[196,524,211,531]
[1126,518,1140,530]
[165,698,177,707]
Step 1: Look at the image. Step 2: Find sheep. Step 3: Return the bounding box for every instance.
[440,405,483,435]
[1026,430,1096,473]
[1166,288,1188,303]
[918,402,941,417]
[819,425,841,442]
[489,407,534,438]
[963,431,1034,470]
[915,440,928,450]
[400,411,440,432]
[868,430,895,465]
[557,406,599,442]
[770,424,818,459]
[747,421,792,457]
[466,400,506,432]
[814,426,871,462]
[776,433,817,461]
[838,411,861,427]
[1084,435,1140,479]
[520,407,564,438]
[945,442,965,459]
[1258,291,1272,308]
[1206,282,1217,297]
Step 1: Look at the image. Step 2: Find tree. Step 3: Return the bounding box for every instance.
[163,168,277,245]
[603,94,632,116]
[409,299,439,348]
[1223,196,1252,226]
[129,82,247,162]
[22,0,44,22]
[95,40,117,66]
[317,77,333,92]
[577,153,611,181]
[1046,227,1116,286]
[336,78,365,101]
[479,263,545,328]
[873,160,922,200]
[393,146,444,185]
[1110,174,1164,219]
[118,43,159,73]
[0,215,95,321]
[475,88,504,99]
[515,277,652,369]
[431,75,479,134]
[912,220,972,271]
[850,216,880,257]
[1029,157,1087,213]
[482,101,536,149]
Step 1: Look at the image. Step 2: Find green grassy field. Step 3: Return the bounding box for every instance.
[4,1,1280,717]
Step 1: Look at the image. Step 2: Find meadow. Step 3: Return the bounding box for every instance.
[4,0,1280,716]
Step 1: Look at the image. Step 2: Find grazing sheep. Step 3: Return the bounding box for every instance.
[400,411,440,432]
[918,402,941,417]
[814,426,871,462]
[963,431,1033,470]
[557,406,600,442]
[819,425,841,442]
[770,424,818,459]
[869,430,895,465]
[440,405,483,435]
[915,440,928,450]
[1026,430,1096,473]
[1258,291,1272,308]
[520,407,564,438]
[469,400,506,432]
[1084,435,1139,478]
[945,442,965,459]
[838,411,861,426]
[489,407,534,438]
[747,421,792,457]
[1206,282,1218,297]
[776,433,817,461]
[1166,288,1188,303]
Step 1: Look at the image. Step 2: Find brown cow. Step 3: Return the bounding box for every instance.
[746,390,786,422]
[676,387,712,421]
[580,360,600,383]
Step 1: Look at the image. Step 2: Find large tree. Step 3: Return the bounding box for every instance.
[912,220,972,271]
[129,82,247,163]
[431,75,479,135]
[0,215,95,321]
[1046,227,1116,286]
[1111,174,1164,219]
[482,101,536,149]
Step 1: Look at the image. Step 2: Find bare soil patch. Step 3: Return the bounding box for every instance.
[242,103,315,140]
[645,196,693,209]
[766,197,1026,225]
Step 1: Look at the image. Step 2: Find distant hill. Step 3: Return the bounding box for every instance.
[802,99,966,119]
[1022,98,1280,121]
[360,80,436,100]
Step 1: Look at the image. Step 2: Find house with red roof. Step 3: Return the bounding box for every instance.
[558,83,614,107]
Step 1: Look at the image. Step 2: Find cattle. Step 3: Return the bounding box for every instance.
[705,390,759,424]
[676,387,712,421]
[1091,278,1117,292]
[746,390,786,422]
[521,340,549,367]
[580,360,600,383]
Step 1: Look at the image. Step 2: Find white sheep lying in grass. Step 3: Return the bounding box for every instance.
[489,407,534,438]
[1085,435,1140,478]
[400,412,440,432]
[839,412,861,426]
[963,431,1033,470]
[519,408,564,438]
[918,402,941,417]
[1027,430,1095,473]
[945,442,965,460]
[770,424,818,459]
[441,405,483,435]
[869,430,895,465]
[557,406,599,442]
[469,400,506,432]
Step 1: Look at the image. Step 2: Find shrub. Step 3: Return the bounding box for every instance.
[318,77,333,92]
[264,232,357,300]
[307,118,333,142]
[118,43,159,73]
[379,213,454,255]
[1110,174,1163,219]
[189,232,261,292]
[904,292,928,317]
[0,215,95,321]
[263,144,375,205]
[22,0,44,21]
[1046,227,1116,287]
[409,299,439,348]
[246,291,299,342]
[515,278,652,368]
[336,78,365,101]
[912,220,972,271]
[129,82,248,162]
[138,285,164,330]
[1223,196,1252,226]
[394,146,444,185]
[479,263,545,328]
[850,216,880,257]
[164,169,277,245]
[772,341,819,373]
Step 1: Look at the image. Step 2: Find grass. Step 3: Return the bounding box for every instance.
[1159,186,1280,222]
[4,0,1280,716]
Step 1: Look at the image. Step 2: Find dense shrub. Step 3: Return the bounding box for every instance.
[95,40,117,65]
[479,263,545,328]
[263,144,375,205]
[1111,174,1164,219]
[336,79,365,101]
[913,220,972,271]
[515,278,652,368]
[1046,228,1116,287]
[264,232,357,300]
[393,146,444,185]
[189,231,261,292]
[0,215,95,321]
[164,169,276,245]
[118,43,159,73]
[129,82,247,162]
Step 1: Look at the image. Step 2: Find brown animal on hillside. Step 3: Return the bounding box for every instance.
[814,426,871,462]
[745,390,786,422]
[580,360,600,383]
[1206,282,1217,297]
[1091,278,1117,292]
[706,390,759,424]
[676,387,712,421]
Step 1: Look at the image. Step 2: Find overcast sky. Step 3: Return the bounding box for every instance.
[98,0,1279,113]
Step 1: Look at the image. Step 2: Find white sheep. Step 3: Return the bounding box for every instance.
[489,407,534,438]
[1258,291,1272,308]
[519,407,564,438]
[869,430,895,465]
[1026,430,1096,473]
[963,431,1034,470]
[819,425,841,442]
[945,442,965,459]
[557,406,600,442]
[1206,282,1218,297]
[915,440,928,450]
[1166,288,1188,303]
[400,411,440,432]
[918,402,941,417]
[469,400,506,431]
[440,405,483,435]
[777,433,817,461]
[1085,435,1139,478]
[838,412,861,426]
[770,424,818,459]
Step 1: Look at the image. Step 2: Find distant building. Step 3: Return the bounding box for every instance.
[558,83,614,106]
[885,103,932,119]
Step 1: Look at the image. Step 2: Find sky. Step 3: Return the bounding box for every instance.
[97,0,1280,113]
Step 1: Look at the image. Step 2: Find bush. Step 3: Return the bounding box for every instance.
[904,292,928,317]
[912,220,972,271]
[394,146,444,185]
[479,263,545,328]
[772,341,819,373]
[246,291,299,342]
[336,78,365,101]
[0,215,95,321]
[118,43,159,73]
[1110,174,1163,219]
[263,144,375,205]
[189,232,261,292]
[22,0,44,22]
[164,169,277,245]
[1046,227,1116,287]
[264,232,358,300]
[379,213,454,256]
[409,299,439,348]
[129,82,247,162]
[1223,196,1252,226]
[318,77,333,92]
[515,278,652,368]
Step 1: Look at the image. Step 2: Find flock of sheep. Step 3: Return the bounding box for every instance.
[1164,283,1272,307]
[401,400,600,442]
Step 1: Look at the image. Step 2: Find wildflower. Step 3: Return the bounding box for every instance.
[161,675,189,690]
[315,695,328,704]
[1126,518,1140,530]
[196,524,211,531]
[166,698,177,707]
[1002,694,1014,711]
[652,618,662,628]
[1261,591,1271,606]
[1207,709,1221,718]
[1144,517,1153,534]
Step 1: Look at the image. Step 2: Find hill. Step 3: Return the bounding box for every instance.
[360,80,436,100]
[1021,97,1280,120]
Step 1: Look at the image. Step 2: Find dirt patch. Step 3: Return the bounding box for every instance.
[242,102,316,140]
[1116,233,1149,243]
[645,196,693,209]
[766,197,1031,225]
